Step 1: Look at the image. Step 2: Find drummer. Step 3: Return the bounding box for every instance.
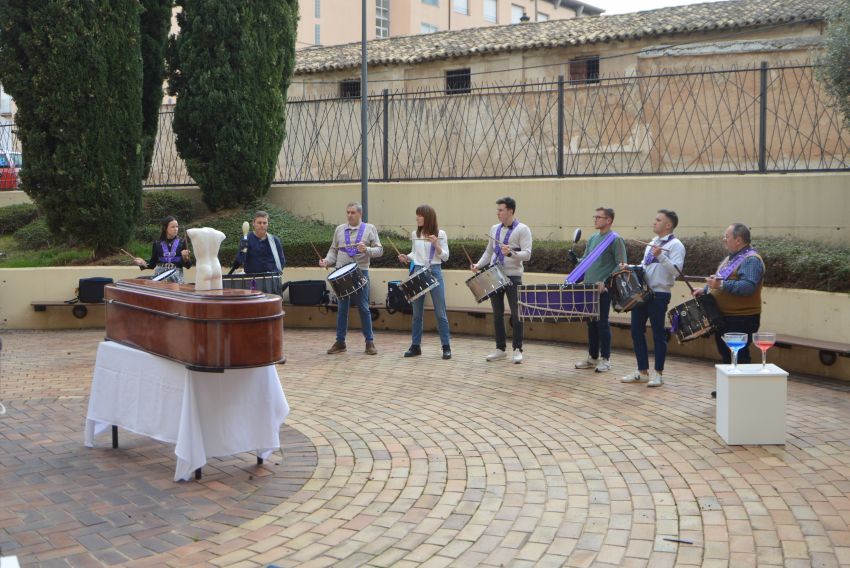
[234,211,285,276]
[133,215,192,283]
[320,202,384,355]
[397,205,452,360]
[471,197,533,364]
[620,209,685,388]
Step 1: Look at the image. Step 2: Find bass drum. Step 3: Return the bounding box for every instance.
[327,263,368,299]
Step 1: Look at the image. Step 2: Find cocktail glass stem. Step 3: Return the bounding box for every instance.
[761,349,767,369]
[731,349,739,369]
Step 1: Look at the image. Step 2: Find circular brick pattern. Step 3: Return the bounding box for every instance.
[1,329,850,567]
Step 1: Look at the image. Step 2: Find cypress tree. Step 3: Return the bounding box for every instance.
[817,0,850,128]
[167,0,298,211]
[140,0,174,180]
[0,1,144,254]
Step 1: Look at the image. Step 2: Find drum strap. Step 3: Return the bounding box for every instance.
[344,224,367,257]
[494,220,517,265]
[564,231,619,284]
[268,234,282,273]
[716,247,758,280]
[642,234,674,265]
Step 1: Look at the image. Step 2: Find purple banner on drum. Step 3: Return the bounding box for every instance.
[517,284,599,323]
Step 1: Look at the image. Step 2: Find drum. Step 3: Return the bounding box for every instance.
[222,272,282,295]
[399,268,440,302]
[667,295,724,343]
[327,263,368,299]
[609,267,653,313]
[518,283,599,322]
[465,264,512,303]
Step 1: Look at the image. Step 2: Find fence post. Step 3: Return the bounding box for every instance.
[382,89,389,181]
[558,75,565,177]
[758,61,768,173]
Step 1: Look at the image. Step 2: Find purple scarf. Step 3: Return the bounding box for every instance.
[158,237,180,264]
[717,246,759,280]
[344,224,367,257]
[643,234,675,265]
[493,220,518,265]
[565,231,619,284]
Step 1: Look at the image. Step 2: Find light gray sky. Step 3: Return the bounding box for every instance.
[596,0,725,15]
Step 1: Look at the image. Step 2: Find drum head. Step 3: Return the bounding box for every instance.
[152,268,177,282]
[329,263,359,280]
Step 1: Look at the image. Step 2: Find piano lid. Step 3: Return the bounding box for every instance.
[113,279,268,301]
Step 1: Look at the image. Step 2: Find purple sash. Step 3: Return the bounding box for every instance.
[565,231,619,284]
[716,247,759,280]
[158,237,180,264]
[493,221,518,265]
[643,234,674,265]
[344,224,367,257]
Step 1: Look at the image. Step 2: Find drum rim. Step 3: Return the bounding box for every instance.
[329,263,360,278]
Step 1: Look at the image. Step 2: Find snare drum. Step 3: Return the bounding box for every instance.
[667,295,723,343]
[222,272,283,295]
[518,284,599,322]
[465,264,512,303]
[609,267,653,313]
[399,267,440,302]
[327,263,368,299]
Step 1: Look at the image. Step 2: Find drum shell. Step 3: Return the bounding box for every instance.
[327,263,368,299]
[222,272,282,295]
[465,264,511,303]
[518,283,599,322]
[609,268,653,313]
[667,295,723,343]
[398,268,440,302]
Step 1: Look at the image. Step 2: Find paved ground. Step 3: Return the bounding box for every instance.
[1,329,849,568]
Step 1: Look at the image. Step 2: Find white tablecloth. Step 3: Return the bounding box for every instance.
[85,341,289,481]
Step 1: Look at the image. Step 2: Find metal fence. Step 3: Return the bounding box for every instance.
[5,64,850,187]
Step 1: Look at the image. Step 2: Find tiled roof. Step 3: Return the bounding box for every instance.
[294,0,830,75]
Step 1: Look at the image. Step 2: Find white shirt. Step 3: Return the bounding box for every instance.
[407,229,449,266]
[640,234,686,293]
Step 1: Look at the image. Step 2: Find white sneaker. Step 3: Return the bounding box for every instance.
[575,356,599,369]
[620,370,648,383]
[595,358,611,373]
[486,349,507,362]
[512,349,523,364]
[647,372,664,387]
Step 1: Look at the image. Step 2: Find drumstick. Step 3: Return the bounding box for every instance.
[309,241,323,261]
[486,234,521,251]
[386,236,402,256]
[631,238,675,252]
[119,248,136,260]
[460,243,474,266]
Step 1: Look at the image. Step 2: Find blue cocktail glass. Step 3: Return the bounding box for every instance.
[722,332,748,370]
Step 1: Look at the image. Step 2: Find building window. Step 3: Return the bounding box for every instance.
[569,56,600,85]
[315,0,320,18]
[446,68,471,95]
[376,0,390,38]
[422,0,438,5]
[340,79,361,99]
[484,0,497,22]
[454,0,468,15]
[511,4,525,23]
[537,12,549,21]
[314,24,321,45]
[420,22,439,33]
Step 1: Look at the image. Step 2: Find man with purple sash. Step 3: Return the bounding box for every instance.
[693,223,764,381]
[321,202,384,355]
[573,207,627,373]
[133,215,192,284]
[471,197,533,364]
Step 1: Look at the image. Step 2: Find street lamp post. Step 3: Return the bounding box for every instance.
[360,0,369,221]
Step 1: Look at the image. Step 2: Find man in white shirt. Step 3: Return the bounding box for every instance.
[621,209,686,387]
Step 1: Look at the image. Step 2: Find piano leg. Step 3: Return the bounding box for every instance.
[112,425,118,449]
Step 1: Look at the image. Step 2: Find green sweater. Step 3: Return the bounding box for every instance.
[581,231,627,284]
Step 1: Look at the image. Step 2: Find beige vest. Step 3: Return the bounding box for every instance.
[711,253,764,316]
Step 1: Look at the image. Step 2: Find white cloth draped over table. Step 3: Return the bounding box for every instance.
[85,341,289,481]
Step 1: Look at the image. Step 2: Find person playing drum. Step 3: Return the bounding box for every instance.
[320,202,384,355]
[471,197,533,364]
[620,209,685,387]
[397,205,452,360]
[573,207,627,373]
[133,215,192,284]
[693,223,764,396]
[234,210,285,277]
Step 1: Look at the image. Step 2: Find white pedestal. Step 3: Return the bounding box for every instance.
[715,363,787,445]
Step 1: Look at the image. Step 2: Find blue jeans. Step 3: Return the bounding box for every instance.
[411,265,451,347]
[586,290,611,359]
[630,291,671,373]
[336,270,374,342]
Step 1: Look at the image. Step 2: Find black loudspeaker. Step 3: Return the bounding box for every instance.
[385,281,412,314]
[78,277,113,303]
[287,280,330,306]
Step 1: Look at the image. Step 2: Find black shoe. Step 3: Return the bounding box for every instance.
[711,390,717,399]
[442,345,452,360]
[404,345,422,358]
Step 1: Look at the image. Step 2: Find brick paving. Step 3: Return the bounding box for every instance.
[0,328,849,567]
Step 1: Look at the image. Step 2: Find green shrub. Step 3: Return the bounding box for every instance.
[133,223,161,244]
[142,191,195,225]
[0,203,39,234]
[13,218,53,249]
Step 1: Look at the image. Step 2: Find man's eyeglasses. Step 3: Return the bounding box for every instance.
[592,216,609,220]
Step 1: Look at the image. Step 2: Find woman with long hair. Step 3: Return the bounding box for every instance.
[133,216,192,283]
[397,205,452,359]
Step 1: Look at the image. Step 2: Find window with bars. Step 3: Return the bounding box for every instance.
[537,12,549,21]
[510,4,524,23]
[454,0,469,14]
[340,79,361,100]
[315,0,320,18]
[484,0,498,22]
[376,0,390,38]
[422,0,438,5]
[314,24,321,45]
[569,56,600,85]
[446,68,471,95]
[420,22,439,33]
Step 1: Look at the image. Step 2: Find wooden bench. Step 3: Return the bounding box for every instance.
[31,300,103,319]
